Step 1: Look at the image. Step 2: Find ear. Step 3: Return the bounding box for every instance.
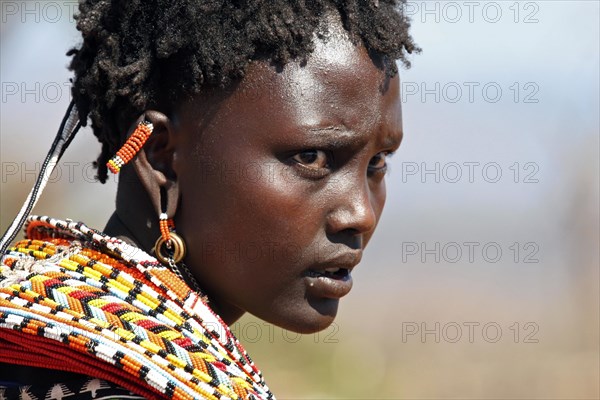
[128,110,179,219]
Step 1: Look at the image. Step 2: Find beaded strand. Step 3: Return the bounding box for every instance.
[159,213,175,243]
[107,121,154,174]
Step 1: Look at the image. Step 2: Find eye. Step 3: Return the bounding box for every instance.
[291,150,329,170]
[368,151,391,171]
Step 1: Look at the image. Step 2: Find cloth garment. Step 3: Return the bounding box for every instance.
[0,216,273,400]
[0,362,145,399]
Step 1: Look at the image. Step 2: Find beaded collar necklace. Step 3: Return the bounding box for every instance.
[0,215,274,400]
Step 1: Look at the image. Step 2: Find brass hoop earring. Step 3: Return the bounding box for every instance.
[152,210,202,295]
[153,219,202,294]
[154,231,186,265]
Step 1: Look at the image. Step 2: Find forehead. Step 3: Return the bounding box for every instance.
[176,28,402,150]
[238,35,397,128]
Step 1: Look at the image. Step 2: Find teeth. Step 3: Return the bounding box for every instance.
[307,268,349,278]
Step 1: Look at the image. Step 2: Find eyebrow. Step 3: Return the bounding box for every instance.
[306,125,365,148]
[308,125,403,151]
[308,126,343,132]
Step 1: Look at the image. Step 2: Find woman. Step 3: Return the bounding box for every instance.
[0,1,417,398]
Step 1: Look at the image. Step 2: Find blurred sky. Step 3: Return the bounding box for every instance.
[1,1,599,398]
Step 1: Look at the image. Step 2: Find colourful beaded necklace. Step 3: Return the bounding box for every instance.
[0,215,274,400]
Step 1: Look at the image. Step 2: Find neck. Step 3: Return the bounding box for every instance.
[104,210,247,326]
[105,169,247,326]
[103,211,141,247]
[107,168,159,253]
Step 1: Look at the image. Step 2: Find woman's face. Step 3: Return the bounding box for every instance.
[172,29,403,333]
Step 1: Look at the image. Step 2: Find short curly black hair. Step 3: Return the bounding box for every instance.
[67,0,419,183]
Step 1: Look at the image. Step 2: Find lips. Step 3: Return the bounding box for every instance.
[306,267,350,279]
[304,251,362,299]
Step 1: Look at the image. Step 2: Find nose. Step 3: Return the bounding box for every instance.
[325,177,378,243]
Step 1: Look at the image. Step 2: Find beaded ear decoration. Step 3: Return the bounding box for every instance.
[106,120,153,174]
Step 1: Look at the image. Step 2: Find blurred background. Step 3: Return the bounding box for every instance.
[1,1,598,398]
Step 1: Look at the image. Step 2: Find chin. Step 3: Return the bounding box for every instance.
[262,297,340,334]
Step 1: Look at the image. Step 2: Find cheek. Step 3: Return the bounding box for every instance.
[176,157,323,285]
[365,178,387,246]
[176,158,340,330]
[370,173,387,217]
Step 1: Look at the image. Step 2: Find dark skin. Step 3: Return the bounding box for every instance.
[105,23,403,334]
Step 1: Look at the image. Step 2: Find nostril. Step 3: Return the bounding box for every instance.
[325,230,363,250]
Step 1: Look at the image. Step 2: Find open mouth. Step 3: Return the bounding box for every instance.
[305,267,353,298]
[306,267,350,280]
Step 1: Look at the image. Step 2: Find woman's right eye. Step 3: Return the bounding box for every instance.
[291,150,329,170]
